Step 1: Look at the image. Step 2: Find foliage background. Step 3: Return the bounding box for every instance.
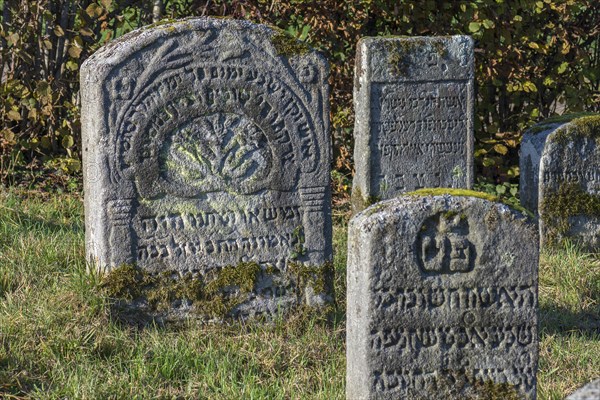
[0,0,599,193]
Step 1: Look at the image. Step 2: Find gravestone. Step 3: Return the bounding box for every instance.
[351,36,474,213]
[519,121,563,214]
[347,190,539,399]
[81,18,332,319]
[528,114,600,250]
[566,378,600,400]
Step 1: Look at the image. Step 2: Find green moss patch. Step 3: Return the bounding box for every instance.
[271,31,310,57]
[101,262,263,318]
[529,113,600,138]
[407,188,533,217]
[289,261,334,295]
[540,182,600,247]
[351,187,381,214]
[550,114,600,145]
[406,188,499,202]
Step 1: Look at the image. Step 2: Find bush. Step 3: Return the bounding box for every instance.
[1,0,598,188]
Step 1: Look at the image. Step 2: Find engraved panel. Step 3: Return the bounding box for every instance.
[352,36,474,213]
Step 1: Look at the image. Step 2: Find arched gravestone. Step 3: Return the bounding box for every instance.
[347,191,539,400]
[81,18,332,318]
[521,114,600,250]
[351,36,474,213]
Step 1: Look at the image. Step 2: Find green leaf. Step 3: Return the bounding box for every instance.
[61,135,74,149]
[468,22,481,32]
[557,62,568,74]
[496,184,507,194]
[493,144,509,155]
[482,19,494,29]
[66,61,78,71]
[7,110,21,121]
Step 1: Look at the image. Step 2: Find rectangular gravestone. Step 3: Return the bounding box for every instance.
[352,36,474,212]
[81,18,332,319]
[521,114,600,250]
[347,190,539,399]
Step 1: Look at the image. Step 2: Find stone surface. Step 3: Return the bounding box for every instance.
[81,18,332,319]
[566,378,600,400]
[347,191,539,399]
[535,114,600,250]
[519,122,563,214]
[352,36,474,213]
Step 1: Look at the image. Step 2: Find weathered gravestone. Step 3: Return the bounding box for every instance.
[566,378,600,400]
[81,18,332,319]
[520,114,600,249]
[347,190,539,399]
[351,36,474,213]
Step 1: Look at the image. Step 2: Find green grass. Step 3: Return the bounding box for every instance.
[0,189,598,399]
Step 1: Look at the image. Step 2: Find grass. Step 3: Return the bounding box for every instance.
[0,188,598,399]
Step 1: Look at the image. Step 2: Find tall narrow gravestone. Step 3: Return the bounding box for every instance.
[347,191,539,399]
[352,36,474,212]
[520,114,600,250]
[81,18,332,318]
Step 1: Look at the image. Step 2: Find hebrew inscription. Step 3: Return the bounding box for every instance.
[352,36,474,212]
[81,18,332,318]
[347,194,539,399]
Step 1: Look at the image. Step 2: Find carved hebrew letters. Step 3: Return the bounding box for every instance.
[81,18,332,317]
[351,36,474,212]
[347,195,539,399]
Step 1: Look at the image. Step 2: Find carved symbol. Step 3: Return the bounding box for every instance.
[114,77,135,100]
[415,212,476,274]
[160,113,273,194]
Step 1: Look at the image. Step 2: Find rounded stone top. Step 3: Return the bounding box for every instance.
[352,187,533,226]
[82,17,324,75]
[526,112,600,139]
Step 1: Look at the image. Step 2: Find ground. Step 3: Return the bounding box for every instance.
[0,189,598,399]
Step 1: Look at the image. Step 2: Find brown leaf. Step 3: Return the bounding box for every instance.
[7,110,22,121]
[53,25,65,37]
[68,46,82,59]
[80,27,94,37]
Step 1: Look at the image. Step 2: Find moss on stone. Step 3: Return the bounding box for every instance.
[101,261,263,318]
[550,114,600,145]
[289,226,306,260]
[470,380,522,400]
[406,188,499,202]
[540,182,600,247]
[385,38,446,77]
[288,261,334,295]
[270,31,310,57]
[529,112,599,137]
[408,188,533,216]
[351,187,381,214]
[204,262,261,295]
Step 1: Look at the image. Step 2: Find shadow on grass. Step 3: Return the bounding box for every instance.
[540,302,600,337]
